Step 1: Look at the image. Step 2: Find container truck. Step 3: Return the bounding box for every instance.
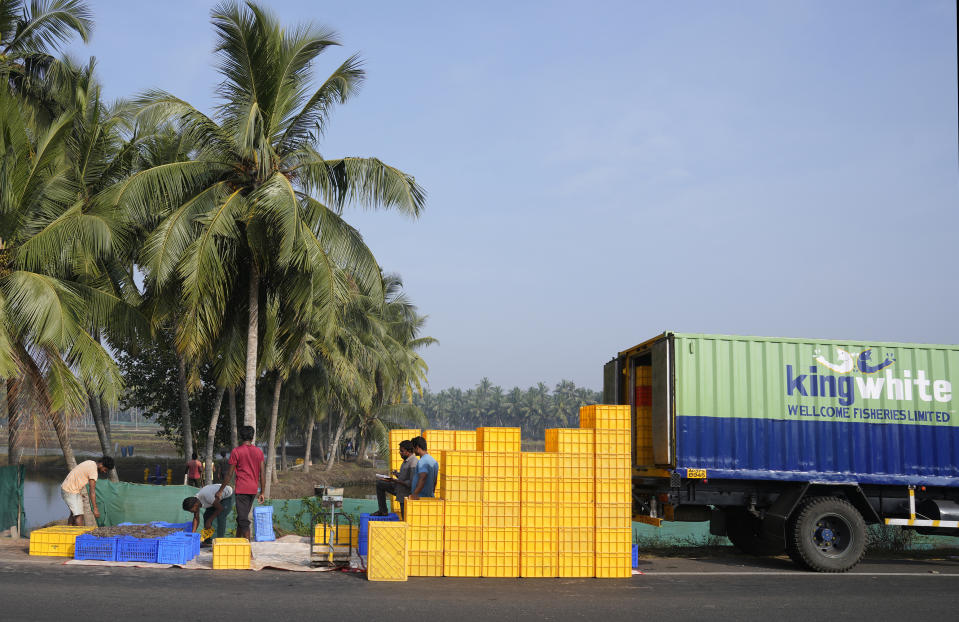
[606,332,959,572]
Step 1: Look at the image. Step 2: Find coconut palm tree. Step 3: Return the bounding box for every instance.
[0,82,128,469]
[111,1,425,438]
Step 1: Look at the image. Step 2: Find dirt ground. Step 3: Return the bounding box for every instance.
[269,460,378,499]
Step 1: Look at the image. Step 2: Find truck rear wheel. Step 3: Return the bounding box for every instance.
[788,496,866,572]
[724,508,785,556]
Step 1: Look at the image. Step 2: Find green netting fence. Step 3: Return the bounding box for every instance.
[88,480,379,534]
[0,464,25,533]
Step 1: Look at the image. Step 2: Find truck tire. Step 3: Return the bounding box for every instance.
[788,496,866,572]
[724,508,785,556]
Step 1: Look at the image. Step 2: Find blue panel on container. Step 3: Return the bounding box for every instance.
[676,415,959,486]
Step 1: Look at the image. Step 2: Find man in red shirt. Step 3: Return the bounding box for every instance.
[217,425,265,540]
[185,453,202,487]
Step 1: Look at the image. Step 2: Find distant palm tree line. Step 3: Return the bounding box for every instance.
[413,379,601,439]
[0,1,432,495]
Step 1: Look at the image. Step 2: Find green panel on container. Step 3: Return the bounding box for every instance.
[673,333,957,427]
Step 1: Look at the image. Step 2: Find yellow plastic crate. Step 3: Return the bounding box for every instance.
[596,552,632,578]
[408,550,444,576]
[423,429,457,452]
[440,450,482,478]
[29,526,94,557]
[482,526,520,553]
[522,552,558,577]
[521,451,559,479]
[596,477,631,504]
[441,475,482,501]
[482,502,520,528]
[389,428,422,471]
[407,525,444,552]
[595,513,632,531]
[557,454,594,479]
[579,404,630,430]
[595,454,631,479]
[521,487,558,504]
[444,525,482,549]
[595,528,632,555]
[476,427,521,452]
[594,429,631,455]
[556,479,595,505]
[521,527,559,554]
[481,477,520,503]
[635,366,652,384]
[482,552,520,577]
[213,538,251,570]
[367,521,408,582]
[559,552,595,578]
[405,498,444,527]
[315,523,359,547]
[483,451,520,477]
[521,502,557,528]
[444,548,481,577]
[444,501,482,527]
[559,504,595,530]
[545,428,594,453]
[595,501,631,519]
[454,430,477,450]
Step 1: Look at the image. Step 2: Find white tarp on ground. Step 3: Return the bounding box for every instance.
[65,535,337,572]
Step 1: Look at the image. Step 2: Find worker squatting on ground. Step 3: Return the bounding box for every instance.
[373,439,417,516]
[217,425,264,540]
[408,436,438,501]
[183,484,235,544]
[61,456,114,526]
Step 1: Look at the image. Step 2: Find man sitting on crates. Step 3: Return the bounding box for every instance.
[373,440,417,516]
[408,436,438,500]
[182,483,234,544]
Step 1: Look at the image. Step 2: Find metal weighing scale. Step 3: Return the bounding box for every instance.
[309,486,355,566]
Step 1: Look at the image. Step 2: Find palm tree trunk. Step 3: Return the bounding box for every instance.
[204,386,226,486]
[228,387,238,448]
[177,354,193,461]
[280,434,287,471]
[303,421,313,473]
[325,412,346,471]
[88,396,118,482]
[244,266,259,430]
[4,380,18,466]
[263,375,282,498]
[99,396,114,450]
[50,409,77,471]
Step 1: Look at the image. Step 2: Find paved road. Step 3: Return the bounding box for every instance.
[3,553,959,621]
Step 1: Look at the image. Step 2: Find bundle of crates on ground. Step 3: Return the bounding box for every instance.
[369,410,633,580]
[73,529,201,564]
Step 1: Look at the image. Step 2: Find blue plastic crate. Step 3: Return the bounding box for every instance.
[632,544,639,568]
[185,531,201,556]
[358,513,399,555]
[253,506,275,542]
[116,536,160,563]
[157,535,195,565]
[74,535,119,561]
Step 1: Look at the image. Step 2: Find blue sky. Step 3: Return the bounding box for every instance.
[69,1,959,391]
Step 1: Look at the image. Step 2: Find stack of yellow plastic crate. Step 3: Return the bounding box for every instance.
[634,366,653,465]
[581,404,633,578]
[406,498,444,576]
[28,526,94,557]
[520,451,558,577]
[441,450,482,576]
[482,450,520,577]
[389,428,422,473]
[424,430,456,499]
[547,428,595,577]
